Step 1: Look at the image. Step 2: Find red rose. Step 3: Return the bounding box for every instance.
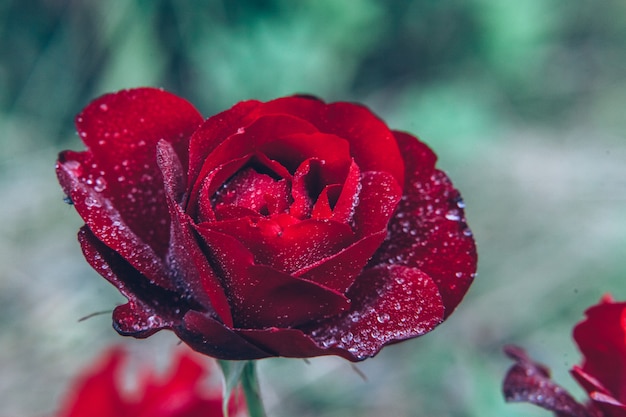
[57,88,476,361]
[503,295,626,417]
[57,346,245,417]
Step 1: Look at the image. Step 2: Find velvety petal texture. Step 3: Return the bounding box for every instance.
[57,88,477,361]
[56,346,246,417]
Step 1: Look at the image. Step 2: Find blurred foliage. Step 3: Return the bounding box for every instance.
[2,0,625,148]
[0,1,625,417]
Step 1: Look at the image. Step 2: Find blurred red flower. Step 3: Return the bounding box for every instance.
[503,294,626,417]
[57,347,245,417]
[56,88,476,361]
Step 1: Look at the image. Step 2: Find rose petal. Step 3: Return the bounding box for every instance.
[370,131,477,318]
[330,160,361,224]
[63,88,203,258]
[195,155,252,222]
[573,298,626,403]
[58,158,173,290]
[157,140,234,327]
[502,345,593,417]
[259,132,351,183]
[236,327,356,360]
[200,216,356,274]
[589,392,626,417]
[197,228,350,328]
[189,114,319,207]
[352,171,402,238]
[178,311,273,360]
[188,99,261,182]
[302,265,445,361]
[78,227,193,337]
[58,347,126,417]
[246,96,405,185]
[295,231,386,293]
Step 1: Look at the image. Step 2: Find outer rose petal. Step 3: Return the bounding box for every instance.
[572,366,626,417]
[370,131,477,318]
[78,227,192,337]
[179,310,272,360]
[502,345,593,417]
[573,297,626,404]
[157,140,234,327]
[303,265,444,361]
[58,88,204,258]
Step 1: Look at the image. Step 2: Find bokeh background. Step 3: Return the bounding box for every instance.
[1,1,625,416]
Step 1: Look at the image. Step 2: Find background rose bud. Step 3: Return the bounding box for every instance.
[56,88,477,361]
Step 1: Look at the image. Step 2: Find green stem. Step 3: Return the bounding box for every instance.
[241,361,267,417]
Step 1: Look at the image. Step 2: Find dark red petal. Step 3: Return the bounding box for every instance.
[66,88,203,258]
[310,184,336,219]
[78,227,192,337]
[370,131,477,318]
[59,347,127,417]
[352,171,402,238]
[295,231,386,293]
[259,132,351,182]
[195,155,251,222]
[303,265,445,361]
[290,158,317,219]
[247,96,405,185]
[197,228,350,328]
[188,99,261,182]
[189,114,319,207]
[178,310,272,360]
[330,160,361,223]
[212,167,290,215]
[571,366,614,402]
[57,152,173,290]
[502,345,593,417]
[157,141,233,327]
[200,216,355,274]
[573,298,626,404]
[588,392,626,417]
[236,327,357,361]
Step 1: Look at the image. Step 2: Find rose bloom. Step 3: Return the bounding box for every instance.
[57,88,477,361]
[56,347,245,417]
[503,294,626,417]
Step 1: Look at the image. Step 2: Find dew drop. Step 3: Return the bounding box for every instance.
[341,332,354,344]
[99,103,109,111]
[85,196,100,208]
[445,210,461,221]
[377,313,390,323]
[94,177,107,192]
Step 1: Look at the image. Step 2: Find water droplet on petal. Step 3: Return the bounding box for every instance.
[94,177,107,192]
[99,103,108,111]
[85,196,100,208]
[445,209,461,221]
[377,313,390,323]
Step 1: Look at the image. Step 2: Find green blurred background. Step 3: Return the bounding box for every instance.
[1,1,625,416]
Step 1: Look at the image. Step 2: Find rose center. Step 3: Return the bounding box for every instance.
[211,167,290,216]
